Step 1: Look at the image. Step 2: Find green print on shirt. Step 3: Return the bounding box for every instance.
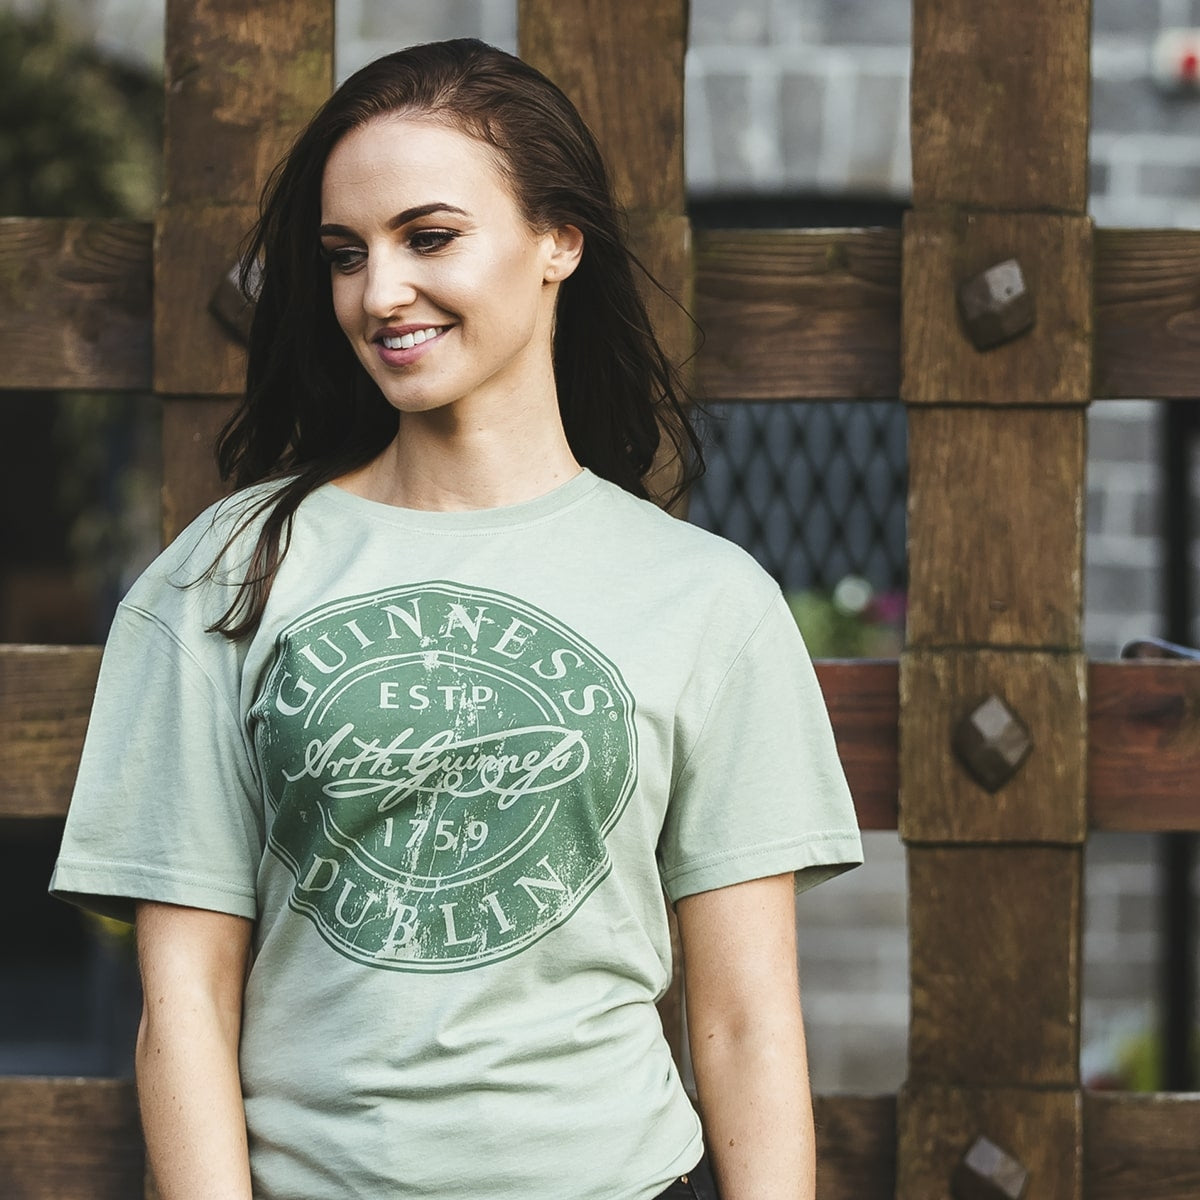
[255,582,637,972]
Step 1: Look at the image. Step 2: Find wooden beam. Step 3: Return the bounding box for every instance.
[693,228,901,401]
[906,408,1085,649]
[1095,228,1200,399]
[0,1077,893,1200]
[0,1077,143,1200]
[898,1084,1081,1200]
[908,847,1081,1086]
[814,1095,896,1200]
[155,1,333,398]
[0,219,151,392]
[1089,660,1200,832]
[6,223,1200,402]
[816,660,899,832]
[910,0,1090,211]
[0,645,101,819]
[7,654,1199,833]
[900,650,1086,844]
[519,0,685,216]
[1084,1092,1200,1200]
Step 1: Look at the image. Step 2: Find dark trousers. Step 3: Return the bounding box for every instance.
[651,1154,720,1200]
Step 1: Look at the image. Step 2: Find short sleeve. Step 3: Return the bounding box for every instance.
[49,603,264,924]
[658,591,863,902]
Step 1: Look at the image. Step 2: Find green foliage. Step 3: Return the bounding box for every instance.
[0,6,162,217]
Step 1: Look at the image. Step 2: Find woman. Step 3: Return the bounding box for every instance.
[52,39,862,1200]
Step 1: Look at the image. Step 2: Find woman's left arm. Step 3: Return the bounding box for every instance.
[676,872,815,1200]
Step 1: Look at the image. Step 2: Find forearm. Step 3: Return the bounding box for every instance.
[136,1002,253,1199]
[135,902,254,1200]
[689,1011,816,1200]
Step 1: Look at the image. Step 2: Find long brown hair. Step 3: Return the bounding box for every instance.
[207,39,702,639]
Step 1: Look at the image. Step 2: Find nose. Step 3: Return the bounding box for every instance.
[361,249,419,318]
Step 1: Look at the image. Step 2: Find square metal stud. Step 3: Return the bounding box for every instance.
[956,258,1036,350]
[952,694,1033,793]
[951,1134,1030,1200]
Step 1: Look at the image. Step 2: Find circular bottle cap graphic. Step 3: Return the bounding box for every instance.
[256,582,637,971]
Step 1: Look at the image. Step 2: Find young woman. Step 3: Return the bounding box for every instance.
[52,39,862,1200]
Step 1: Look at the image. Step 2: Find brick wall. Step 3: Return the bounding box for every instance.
[7,0,1193,1096]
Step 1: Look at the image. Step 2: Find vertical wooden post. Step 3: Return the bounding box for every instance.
[149,1,332,1185]
[898,3,1092,1197]
[156,0,334,539]
[518,0,692,1055]
[519,0,692,503]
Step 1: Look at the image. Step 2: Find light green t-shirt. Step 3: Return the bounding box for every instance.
[51,469,862,1200]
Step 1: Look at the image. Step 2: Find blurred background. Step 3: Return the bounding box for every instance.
[1,0,1196,1096]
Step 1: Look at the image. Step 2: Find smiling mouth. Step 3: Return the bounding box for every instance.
[379,326,445,351]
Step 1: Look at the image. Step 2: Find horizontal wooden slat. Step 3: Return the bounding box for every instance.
[6,654,1198,833]
[0,219,152,391]
[694,228,901,401]
[0,645,101,819]
[0,1077,143,1200]
[814,1094,896,1200]
[815,660,899,831]
[0,1078,889,1200]
[1084,1091,1200,1200]
[1094,228,1200,400]
[4,221,1200,401]
[1089,660,1200,832]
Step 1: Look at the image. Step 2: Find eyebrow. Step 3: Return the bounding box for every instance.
[318,202,469,238]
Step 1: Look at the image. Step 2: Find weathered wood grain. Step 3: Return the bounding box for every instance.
[906,407,1085,649]
[0,1077,143,1200]
[155,0,333,396]
[0,645,101,819]
[815,660,899,832]
[900,650,1087,843]
[1090,660,1200,832]
[908,846,1081,1086]
[898,1084,1081,1200]
[694,228,901,401]
[1084,1092,1200,1200]
[814,1094,897,1200]
[911,0,1090,211]
[901,211,1092,406]
[0,219,152,391]
[8,655,1197,832]
[0,1076,894,1200]
[6,222,1200,402]
[161,396,237,543]
[519,0,686,215]
[1095,228,1200,399]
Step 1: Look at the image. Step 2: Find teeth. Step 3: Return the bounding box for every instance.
[382,327,441,351]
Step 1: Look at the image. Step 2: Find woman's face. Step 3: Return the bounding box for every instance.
[319,114,581,423]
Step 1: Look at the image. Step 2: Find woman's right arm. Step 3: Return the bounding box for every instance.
[135,901,255,1200]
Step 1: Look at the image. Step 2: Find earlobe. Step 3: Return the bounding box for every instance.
[544,224,584,282]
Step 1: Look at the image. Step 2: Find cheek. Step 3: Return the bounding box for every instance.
[329,274,362,337]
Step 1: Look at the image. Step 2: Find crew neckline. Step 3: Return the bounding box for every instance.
[313,467,602,531]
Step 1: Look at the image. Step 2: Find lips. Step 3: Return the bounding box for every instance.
[372,324,449,367]
[377,325,445,351]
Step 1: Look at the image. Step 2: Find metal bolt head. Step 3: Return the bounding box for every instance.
[952,694,1033,793]
[208,258,263,345]
[956,258,1036,350]
[951,1135,1030,1200]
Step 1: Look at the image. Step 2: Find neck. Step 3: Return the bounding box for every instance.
[338,397,581,512]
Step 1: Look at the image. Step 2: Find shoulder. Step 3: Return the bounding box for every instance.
[120,478,293,631]
[585,476,779,608]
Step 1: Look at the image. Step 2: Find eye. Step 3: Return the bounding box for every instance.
[319,244,366,273]
[409,229,457,254]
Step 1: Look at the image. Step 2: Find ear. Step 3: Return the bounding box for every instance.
[543,224,584,283]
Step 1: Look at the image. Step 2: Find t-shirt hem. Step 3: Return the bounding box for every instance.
[662,830,864,902]
[49,858,258,924]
